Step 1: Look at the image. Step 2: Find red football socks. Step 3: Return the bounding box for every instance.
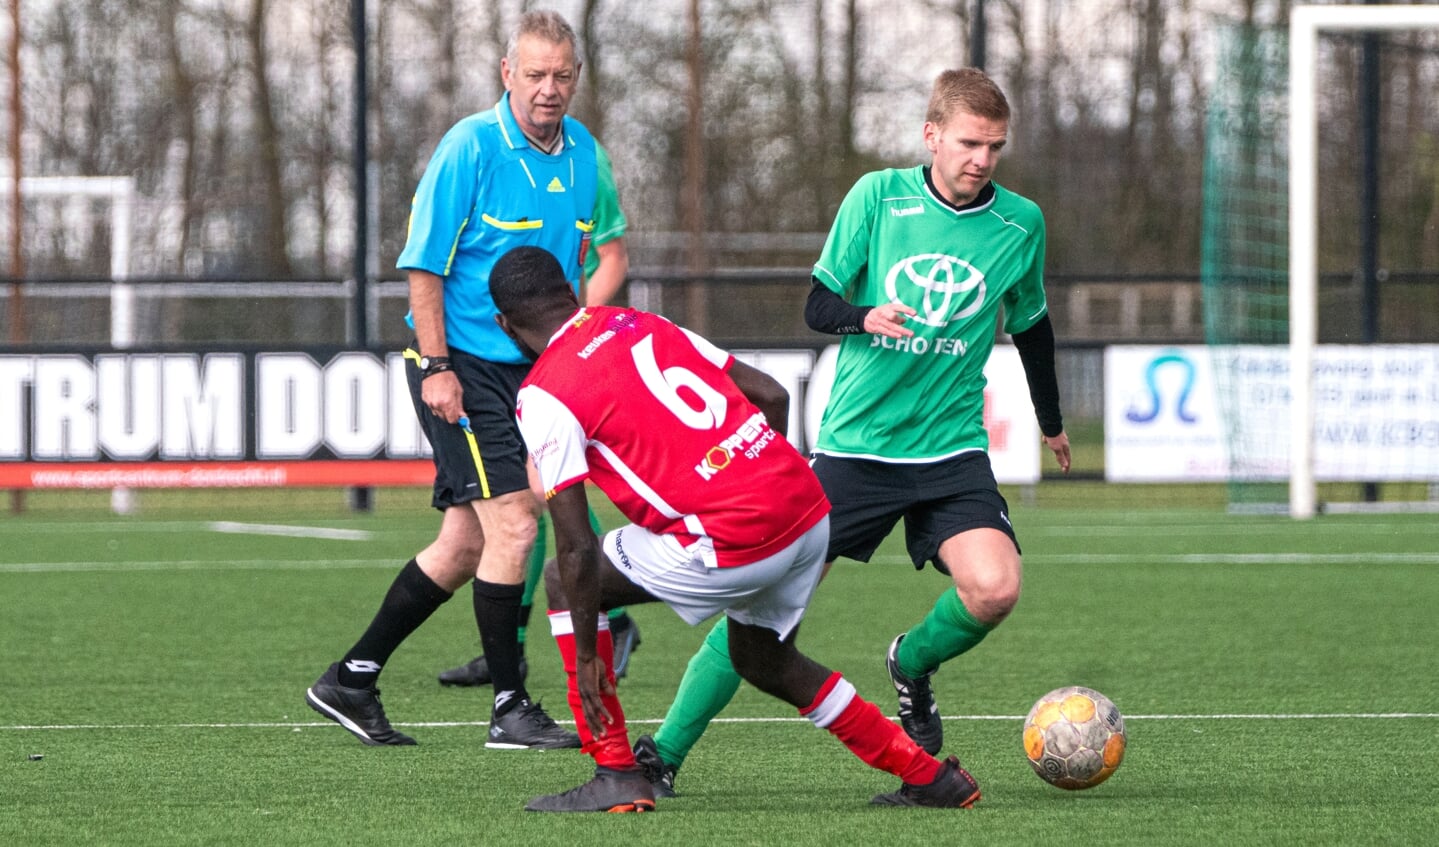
[549,610,635,769]
[801,671,941,785]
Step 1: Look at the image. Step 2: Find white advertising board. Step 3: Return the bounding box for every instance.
[2,344,1043,486]
[1105,345,1439,482]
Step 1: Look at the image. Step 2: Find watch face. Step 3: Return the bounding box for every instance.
[419,357,432,370]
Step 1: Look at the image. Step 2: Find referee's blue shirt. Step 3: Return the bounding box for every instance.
[398,92,600,364]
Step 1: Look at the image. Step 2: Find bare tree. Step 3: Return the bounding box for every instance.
[244,0,294,276]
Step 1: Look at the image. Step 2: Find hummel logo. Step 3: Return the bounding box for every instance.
[546,177,565,193]
[890,205,924,217]
[345,659,382,674]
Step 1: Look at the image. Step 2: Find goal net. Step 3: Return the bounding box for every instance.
[1201,6,1439,517]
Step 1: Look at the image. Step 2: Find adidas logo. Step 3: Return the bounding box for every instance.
[547,177,565,193]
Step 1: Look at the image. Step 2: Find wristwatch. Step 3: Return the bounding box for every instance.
[418,355,453,379]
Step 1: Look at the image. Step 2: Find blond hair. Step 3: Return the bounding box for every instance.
[926,68,1010,126]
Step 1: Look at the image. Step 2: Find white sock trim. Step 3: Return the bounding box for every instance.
[805,676,857,729]
[545,610,611,637]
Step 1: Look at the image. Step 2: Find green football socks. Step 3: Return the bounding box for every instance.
[897,587,993,676]
[652,616,742,770]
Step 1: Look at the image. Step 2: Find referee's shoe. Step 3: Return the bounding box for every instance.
[486,699,581,750]
[306,663,416,746]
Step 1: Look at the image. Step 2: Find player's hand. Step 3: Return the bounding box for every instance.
[864,302,917,339]
[575,654,615,738]
[421,370,464,424]
[1044,431,1072,474]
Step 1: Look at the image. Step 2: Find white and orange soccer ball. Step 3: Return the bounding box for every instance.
[1022,686,1126,790]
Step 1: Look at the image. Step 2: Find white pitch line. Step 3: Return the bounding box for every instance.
[1028,522,1439,537]
[208,521,371,541]
[1031,553,1439,565]
[870,552,1439,566]
[0,559,398,574]
[5,713,1439,732]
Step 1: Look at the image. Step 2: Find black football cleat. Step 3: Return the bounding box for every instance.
[305,662,417,746]
[871,755,980,809]
[525,765,657,812]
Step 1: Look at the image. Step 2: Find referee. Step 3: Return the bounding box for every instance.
[305,10,622,750]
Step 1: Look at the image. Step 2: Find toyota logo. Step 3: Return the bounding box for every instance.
[883,253,986,327]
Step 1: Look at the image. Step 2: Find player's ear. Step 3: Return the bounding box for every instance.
[496,312,516,339]
[922,121,940,153]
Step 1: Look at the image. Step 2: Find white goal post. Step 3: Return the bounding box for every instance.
[1,175,136,343]
[2,176,137,513]
[1288,4,1439,519]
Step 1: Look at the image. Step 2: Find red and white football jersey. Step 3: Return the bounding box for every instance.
[517,307,829,568]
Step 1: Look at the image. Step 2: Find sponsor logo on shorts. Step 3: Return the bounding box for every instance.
[613,531,633,570]
[531,437,560,462]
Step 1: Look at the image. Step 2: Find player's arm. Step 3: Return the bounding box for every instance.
[727,360,790,438]
[804,279,914,339]
[1011,314,1071,473]
[400,126,482,426]
[408,269,463,424]
[518,386,615,736]
[583,236,628,306]
[548,480,615,737]
[583,143,628,306]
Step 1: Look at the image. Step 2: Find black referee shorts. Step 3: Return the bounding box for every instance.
[810,450,1019,575]
[405,344,532,510]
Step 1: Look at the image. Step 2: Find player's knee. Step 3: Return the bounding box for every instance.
[966,578,1020,625]
[482,499,540,559]
[427,524,484,573]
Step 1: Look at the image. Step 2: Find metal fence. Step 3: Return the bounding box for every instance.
[4,270,1437,432]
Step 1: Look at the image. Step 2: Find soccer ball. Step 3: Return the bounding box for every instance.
[1022,686,1126,790]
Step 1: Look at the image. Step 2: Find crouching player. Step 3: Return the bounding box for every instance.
[487,245,982,813]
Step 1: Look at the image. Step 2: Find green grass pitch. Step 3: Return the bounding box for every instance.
[4,486,1438,845]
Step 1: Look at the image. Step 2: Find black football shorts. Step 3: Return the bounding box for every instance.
[405,344,532,510]
[810,450,1019,574]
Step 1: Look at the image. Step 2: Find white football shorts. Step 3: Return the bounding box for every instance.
[601,516,829,640]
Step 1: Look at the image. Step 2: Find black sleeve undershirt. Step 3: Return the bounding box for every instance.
[804,278,871,335]
[1010,314,1065,437]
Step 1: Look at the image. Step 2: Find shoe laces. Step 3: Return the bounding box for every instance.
[514,700,560,729]
[635,751,667,784]
[897,671,934,716]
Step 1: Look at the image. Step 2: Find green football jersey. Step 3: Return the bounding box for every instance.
[812,166,1048,462]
